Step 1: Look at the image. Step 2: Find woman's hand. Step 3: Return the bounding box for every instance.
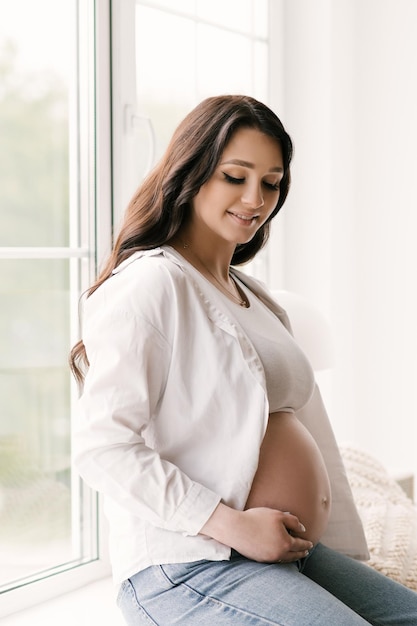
[200,503,313,563]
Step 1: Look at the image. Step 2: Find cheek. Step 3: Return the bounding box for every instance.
[194,185,229,213]
[191,189,210,215]
[264,199,278,214]
[259,204,278,227]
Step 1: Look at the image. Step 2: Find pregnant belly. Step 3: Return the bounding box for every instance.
[245,412,331,545]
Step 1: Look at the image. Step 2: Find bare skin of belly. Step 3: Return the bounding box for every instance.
[245,411,331,546]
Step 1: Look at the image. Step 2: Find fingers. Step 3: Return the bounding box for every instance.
[279,513,313,562]
[289,545,312,559]
[280,510,307,535]
[276,541,312,564]
[280,535,313,563]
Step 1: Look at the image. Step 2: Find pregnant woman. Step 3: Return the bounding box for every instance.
[70,95,417,625]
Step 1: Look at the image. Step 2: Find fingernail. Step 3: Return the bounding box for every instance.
[299,523,306,532]
[305,550,310,556]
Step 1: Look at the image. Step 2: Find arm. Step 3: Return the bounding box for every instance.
[74,303,220,535]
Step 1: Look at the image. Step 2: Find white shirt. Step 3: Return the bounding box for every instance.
[73,246,368,583]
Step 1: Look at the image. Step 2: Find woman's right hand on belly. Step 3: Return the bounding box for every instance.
[200,503,313,563]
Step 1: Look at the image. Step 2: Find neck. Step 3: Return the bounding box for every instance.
[170,230,235,280]
[169,235,248,307]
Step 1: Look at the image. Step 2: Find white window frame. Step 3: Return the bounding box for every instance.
[0,0,112,618]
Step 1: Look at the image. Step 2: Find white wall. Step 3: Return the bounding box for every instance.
[271,0,417,490]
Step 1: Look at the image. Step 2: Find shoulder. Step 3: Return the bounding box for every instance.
[112,247,186,291]
[84,247,190,323]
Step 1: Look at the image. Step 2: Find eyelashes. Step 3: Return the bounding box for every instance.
[223,173,244,185]
[223,172,280,191]
[264,181,280,191]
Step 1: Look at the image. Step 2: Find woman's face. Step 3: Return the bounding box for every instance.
[189,127,284,248]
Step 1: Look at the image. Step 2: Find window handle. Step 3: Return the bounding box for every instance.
[124,104,156,173]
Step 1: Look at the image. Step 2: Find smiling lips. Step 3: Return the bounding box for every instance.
[227,211,259,225]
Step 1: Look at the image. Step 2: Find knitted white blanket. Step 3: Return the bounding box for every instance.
[340,446,417,591]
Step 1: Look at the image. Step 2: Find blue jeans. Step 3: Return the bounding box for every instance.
[117,543,417,625]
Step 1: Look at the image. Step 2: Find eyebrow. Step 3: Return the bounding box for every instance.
[220,159,284,173]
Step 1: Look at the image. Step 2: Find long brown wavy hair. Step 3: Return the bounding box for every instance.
[69,95,293,383]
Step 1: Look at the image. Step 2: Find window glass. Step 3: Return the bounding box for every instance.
[143,0,196,14]
[196,0,252,32]
[134,0,268,171]
[196,25,253,97]
[135,6,196,163]
[0,0,98,598]
[253,41,268,101]
[0,1,71,247]
[132,0,270,279]
[0,258,97,591]
[254,0,268,38]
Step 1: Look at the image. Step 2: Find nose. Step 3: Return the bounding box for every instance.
[241,183,264,210]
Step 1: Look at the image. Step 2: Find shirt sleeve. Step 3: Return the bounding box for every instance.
[73,301,221,536]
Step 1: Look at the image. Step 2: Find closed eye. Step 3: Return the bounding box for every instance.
[223,172,280,191]
[263,181,280,191]
[223,173,245,185]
